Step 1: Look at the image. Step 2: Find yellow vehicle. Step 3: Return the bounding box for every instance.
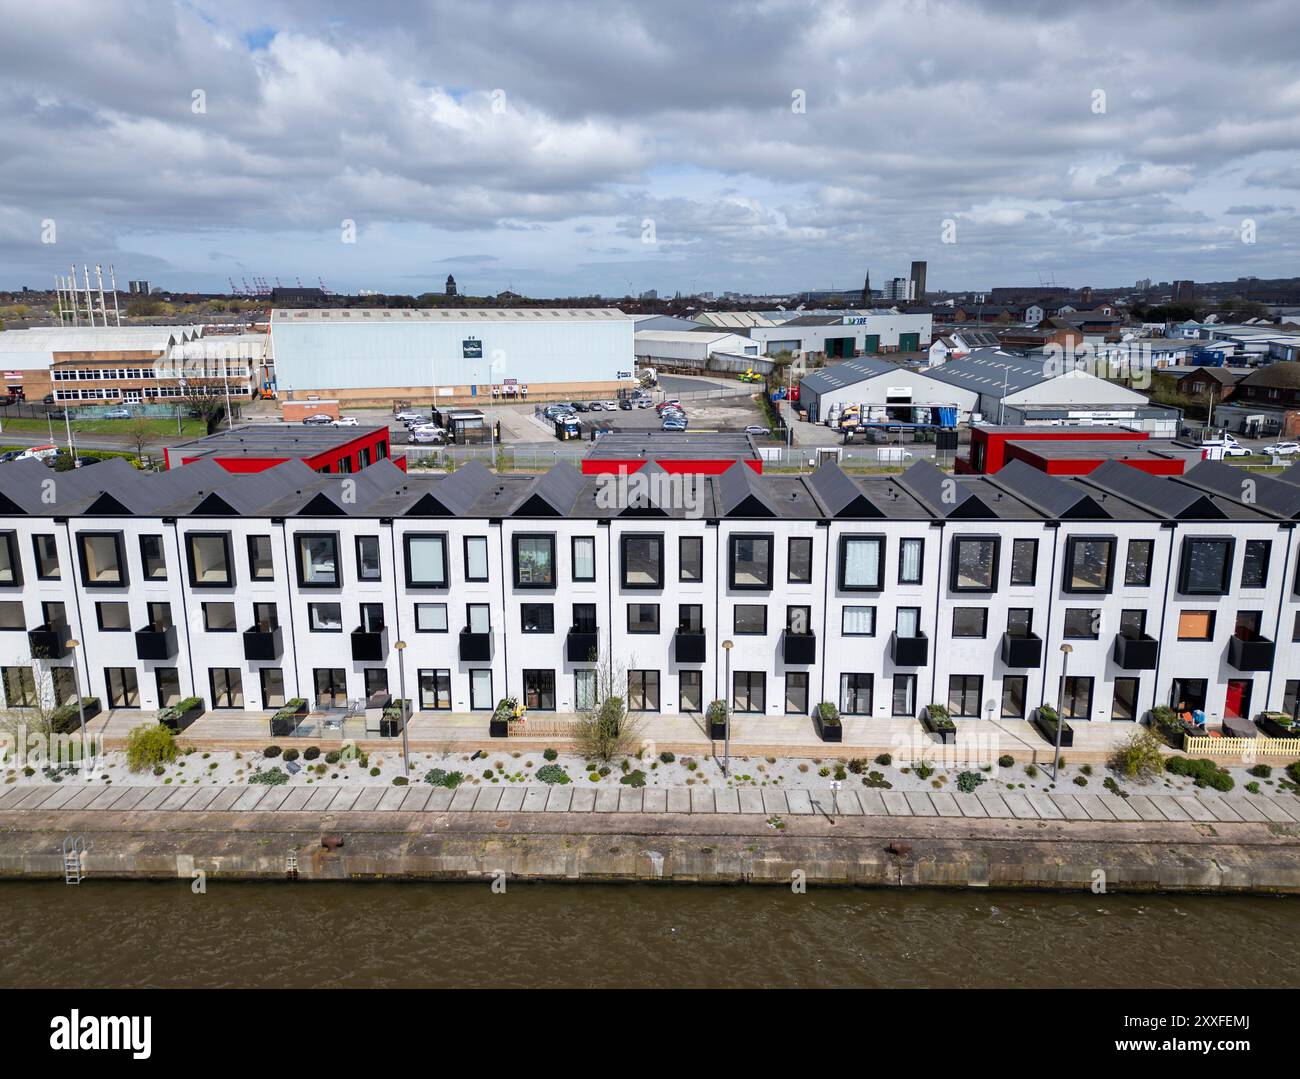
[737,369,763,384]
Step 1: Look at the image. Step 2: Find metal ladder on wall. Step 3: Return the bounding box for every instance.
[62,835,86,884]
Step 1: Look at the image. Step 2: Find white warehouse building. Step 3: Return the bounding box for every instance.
[633,330,766,375]
[269,307,636,404]
[798,357,977,423]
[751,311,933,359]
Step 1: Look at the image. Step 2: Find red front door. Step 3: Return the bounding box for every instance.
[1225,679,1251,720]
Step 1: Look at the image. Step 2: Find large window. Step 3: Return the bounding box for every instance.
[1063,536,1115,593]
[308,603,343,632]
[627,603,660,634]
[1063,608,1100,639]
[679,536,703,582]
[898,538,924,585]
[1242,540,1270,588]
[77,532,126,587]
[627,670,660,712]
[258,669,286,711]
[0,533,21,585]
[842,606,876,636]
[513,534,556,588]
[733,671,766,713]
[209,668,244,709]
[470,669,493,710]
[788,537,813,584]
[572,536,596,582]
[729,534,772,589]
[404,534,448,588]
[295,532,339,587]
[415,603,448,633]
[838,535,884,592]
[621,534,663,589]
[952,607,987,638]
[185,532,232,588]
[576,670,598,711]
[1124,539,1154,587]
[32,535,60,580]
[464,536,489,582]
[892,674,916,716]
[156,668,182,709]
[523,669,556,711]
[1009,538,1037,586]
[419,669,452,710]
[947,674,982,718]
[140,535,167,580]
[521,603,554,633]
[950,536,998,592]
[679,670,702,713]
[105,667,140,709]
[1177,609,1215,640]
[1178,537,1234,595]
[733,604,767,635]
[840,673,873,715]
[356,536,382,581]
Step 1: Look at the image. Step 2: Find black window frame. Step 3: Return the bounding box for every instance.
[679,535,704,583]
[76,530,127,589]
[1112,677,1140,721]
[788,536,813,584]
[356,535,382,581]
[627,602,660,634]
[95,600,131,632]
[728,532,774,591]
[572,535,597,583]
[733,603,767,635]
[732,671,766,713]
[1000,674,1027,718]
[785,671,809,715]
[32,533,60,581]
[951,607,988,638]
[418,668,452,711]
[837,534,885,593]
[1009,538,1037,586]
[1061,535,1116,594]
[403,532,450,589]
[307,601,344,633]
[522,669,557,711]
[512,533,557,589]
[139,534,167,581]
[627,669,660,713]
[1241,539,1270,589]
[464,535,490,583]
[839,672,874,715]
[247,534,275,581]
[520,603,555,634]
[183,530,232,590]
[414,602,449,633]
[620,533,664,590]
[679,669,703,713]
[202,601,238,633]
[294,531,341,589]
[1124,538,1154,587]
[1177,536,1235,596]
[898,537,924,585]
[947,674,983,718]
[0,531,21,587]
[949,535,999,593]
[1063,608,1101,640]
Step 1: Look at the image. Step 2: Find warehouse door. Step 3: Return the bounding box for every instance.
[862,334,880,354]
[826,337,854,358]
[899,333,919,352]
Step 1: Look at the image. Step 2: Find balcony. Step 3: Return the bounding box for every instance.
[1112,632,1158,671]
[134,623,178,661]
[782,629,816,665]
[1000,631,1043,668]
[889,630,928,667]
[674,630,706,664]
[566,628,599,664]
[351,625,388,663]
[243,624,284,662]
[1228,633,1275,672]
[28,623,69,660]
[459,628,492,662]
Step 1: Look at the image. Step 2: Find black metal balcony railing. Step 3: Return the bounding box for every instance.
[28,623,69,660]
[351,626,388,663]
[1000,631,1043,668]
[566,628,599,664]
[243,624,284,662]
[889,630,929,667]
[134,623,178,661]
[1228,633,1275,672]
[459,628,492,662]
[1112,632,1158,671]
[782,629,816,665]
[674,630,706,664]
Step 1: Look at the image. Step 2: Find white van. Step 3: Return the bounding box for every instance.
[18,444,58,462]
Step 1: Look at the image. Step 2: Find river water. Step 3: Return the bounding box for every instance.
[2,882,1296,988]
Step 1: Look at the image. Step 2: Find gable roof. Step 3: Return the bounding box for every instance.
[896,459,994,518]
[805,461,885,518]
[1179,458,1300,519]
[988,460,1110,520]
[1080,459,1225,520]
[513,461,585,517]
[717,460,778,518]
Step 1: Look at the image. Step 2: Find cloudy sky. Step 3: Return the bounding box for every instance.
[1,0,1298,298]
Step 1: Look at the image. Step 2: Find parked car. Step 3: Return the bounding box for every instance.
[655,399,681,412]
[18,444,58,462]
[1260,441,1300,456]
[571,401,590,412]
[102,407,131,420]
[334,416,358,426]
[1222,443,1252,457]
[586,401,605,411]
[600,400,619,411]
[408,426,446,443]
[618,398,633,410]
[303,413,335,425]
[744,425,769,436]
[0,449,24,462]
[635,397,653,408]
[394,409,426,424]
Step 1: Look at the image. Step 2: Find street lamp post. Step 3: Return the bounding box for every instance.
[721,639,734,778]
[1052,643,1072,781]
[395,640,409,777]
[66,639,88,774]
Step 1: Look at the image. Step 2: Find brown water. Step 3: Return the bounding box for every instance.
[1,882,1296,989]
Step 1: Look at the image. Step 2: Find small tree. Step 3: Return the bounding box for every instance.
[125,417,154,460]
[125,724,178,772]
[1107,728,1164,781]
[572,641,641,762]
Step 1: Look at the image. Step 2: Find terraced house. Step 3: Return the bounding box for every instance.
[0,454,1298,733]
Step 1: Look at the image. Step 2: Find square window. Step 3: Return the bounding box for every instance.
[733,604,767,634]
[404,534,448,588]
[78,532,125,587]
[96,601,131,632]
[203,602,237,632]
[839,535,884,591]
[185,532,232,588]
[952,607,988,638]
[621,534,663,589]
[1176,610,1215,640]
[627,603,660,633]
[1063,608,1100,639]
[729,534,772,589]
[1063,536,1115,593]
[842,606,876,636]
[295,532,339,587]
[513,534,555,588]
[521,603,554,633]
[950,536,998,592]
[415,603,448,633]
[1178,537,1233,595]
[309,602,343,632]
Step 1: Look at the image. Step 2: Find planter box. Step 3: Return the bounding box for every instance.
[50,697,101,736]
[459,629,492,662]
[28,624,69,660]
[812,710,842,742]
[921,706,956,744]
[889,631,928,667]
[566,629,598,664]
[351,627,387,662]
[999,631,1042,668]
[243,625,283,661]
[1032,709,1074,748]
[1257,713,1299,739]
[158,700,205,733]
[134,624,178,661]
[268,699,307,738]
[489,717,510,738]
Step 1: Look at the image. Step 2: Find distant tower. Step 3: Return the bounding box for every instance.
[446,274,458,297]
[861,271,871,306]
[909,261,927,302]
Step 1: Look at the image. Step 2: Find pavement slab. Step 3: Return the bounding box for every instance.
[881,791,912,816]
[1244,794,1295,824]
[711,789,738,814]
[617,788,643,813]
[400,786,433,812]
[65,785,110,810]
[857,789,887,816]
[87,786,129,810]
[0,786,32,809]
[38,785,88,811]
[832,791,863,815]
[496,787,525,812]
[569,788,596,812]
[1147,795,1192,822]
[1048,794,1086,820]
[449,787,480,812]
[424,788,454,811]
[930,792,962,818]
[377,786,410,810]
[350,787,384,812]
[1262,796,1300,823]
[1001,792,1038,820]
[473,787,503,812]
[904,792,937,816]
[1072,793,1114,821]
[642,788,668,813]
[280,787,315,812]
[689,787,715,813]
[329,786,363,812]
[594,788,621,813]
[808,790,835,816]
[1096,792,1140,821]
[182,787,223,811]
[785,790,813,815]
[1125,794,1164,822]
[302,787,338,812]
[953,792,988,817]
[13,787,61,810]
[544,787,573,813]
[737,789,765,814]
[1026,793,1063,820]
[521,787,551,812]
[1192,792,1241,822]
[208,787,245,812]
[975,791,1011,817]
[761,790,788,815]
[1173,796,1217,822]
[232,786,269,812]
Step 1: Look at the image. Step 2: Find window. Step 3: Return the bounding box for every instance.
[513,534,555,588]
[1112,678,1139,721]
[679,670,702,713]
[77,532,125,587]
[1178,537,1233,595]
[470,670,493,710]
[1006,608,1033,637]
[572,603,597,633]
[295,532,339,587]
[572,536,596,582]
[520,670,556,712]
[627,603,660,633]
[733,604,767,634]
[1119,609,1147,638]
[952,607,987,638]
[140,535,167,580]
[203,602,237,632]
[105,667,140,709]
[733,671,766,713]
[678,604,703,633]
[414,603,448,633]
[308,603,343,632]
[42,601,67,630]
[464,536,489,582]
[1059,676,1093,720]
[3,666,36,707]
[621,534,663,588]
[1060,608,1098,639]
[467,604,490,634]
[839,535,884,591]
[784,672,809,714]
[896,607,921,638]
[1282,680,1300,720]
[185,532,231,588]
[576,670,598,711]
[1242,540,1270,588]
[0,533,21,585]
[627,670,659,712]
[679,536,703,582]
[1177,610,1215,640]
[96,602,130,632]
[356,536,382,581]
[1124,539,1154,586]
[521,603,554,633]
[788,537,813,584]
[1063,536,1115,593]
[404,534,448,587]
[33,535,60,580]
[947,674,982,718]
[1234,610,1263,640]
[419,670,452,710]
[786,605,811,636]
[359,603,384,633]
[729,534,772,589]
[1009,538,1037,586]
[209,668,244,709]
[0,601,24,630]
[156,668,182,709]
[840,673,873,715]
[950,536,998,592]
[1001,675,1026,718]
[252,602,278,631]
[842,606,876,636]
[898,538,924,585]
[248,535,274,580]
[892,674,916,716]
[1293,611,1300,643]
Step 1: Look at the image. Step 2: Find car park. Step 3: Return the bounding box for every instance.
[302,414,335,425]
[103,407,131,420]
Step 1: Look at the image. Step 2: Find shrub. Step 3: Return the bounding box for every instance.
[483,769,494,779]
[249,767,288,786]
[913,760,935,780]
[957,771,984,793]
[1108,729,1165,782]
[847,758,866,774]
[1024,764,1039,778]
[369,766,380,777]
[1103,775,1129,799]
[997,755,1014,768]
[1289,761,1300,785]
[814,701,841,727]
[392,776,408,786]
[283,748,300,762]
[125,724,178,772]
[536,764,570,785]
[875,753,892,767]
[1081,764,1093,776]
[1246,781,1261,794]
[659,751,675,764]
[619,769,647,788]
[1165,756,1234,791]
[152,765,166,776]
[424,768,464,788]
[833,766,847,781]
[263,745,282,758]
[303,746,321,761]
[1249,764,1272,778]
[1073,775,1088,787]
[325,750,341,765]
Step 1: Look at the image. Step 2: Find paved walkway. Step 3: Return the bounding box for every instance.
[3,781,1298,827]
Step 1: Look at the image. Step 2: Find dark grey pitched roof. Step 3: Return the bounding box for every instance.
[1178,458,1300,519]
[896,459,992,518]
[805,461,885,518]
[717,461,778,518]
[431,458,495,516]
[513,461,585,516]
[923,348,1050,398]
[190,459,323,516]
[1080,459,1225,520]
[988,459,1110,520]
[1276,462,1300,488]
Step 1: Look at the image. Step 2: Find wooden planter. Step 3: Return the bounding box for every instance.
[921,706,956,744]
[813,710,842,743]
[1257,713,1299,739]
[268,699,307,738]
[159,701,205,734]
[1032,709,1074,748]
